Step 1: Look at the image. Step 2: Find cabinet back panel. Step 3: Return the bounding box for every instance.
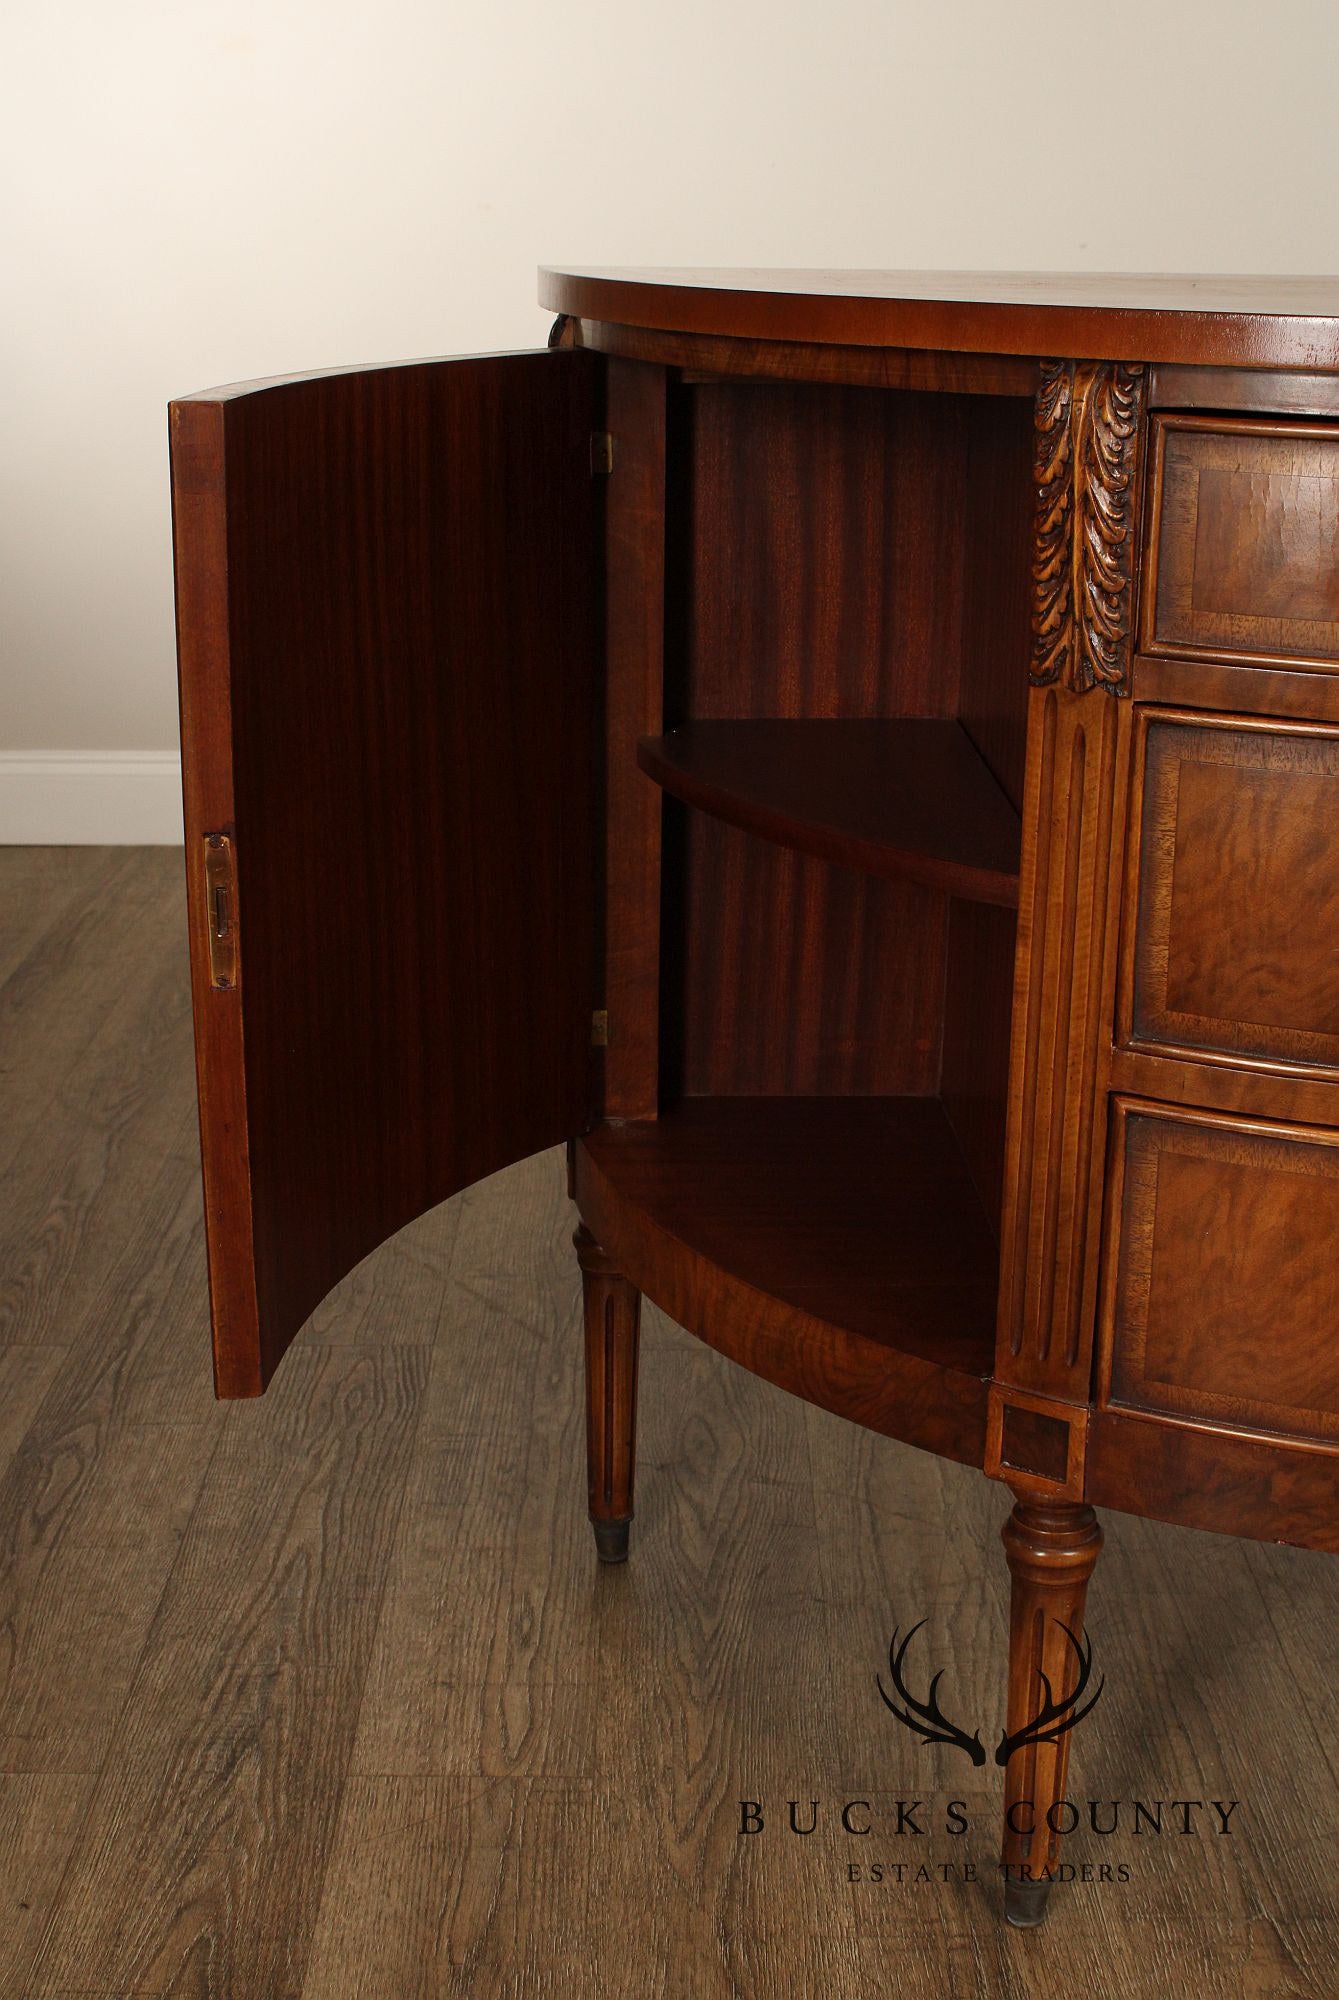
[942,898,1019,1218]
[662,382,1031,1098]
[957,396,1035,811]
[667,814,947,1097]
[938,401,1030,1204]
[670,380,970,720]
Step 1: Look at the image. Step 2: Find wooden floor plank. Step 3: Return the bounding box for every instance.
[0,1425,221,1774]
[581,1311,867,1999]
[30,1342,429,2000]
[0,938,227,1779]
[1241,1535,1339,1791]
[0,847,106,986]
[346,1148,594,1781]
[806,1402,1008,1793]
[304,1774,736,2000]
[0,869,197,1351]
[0,1101,227,1780]
[0,849,184,1185]
[0,1343,68,1473]
[0,1772,96,1997]
[1133,1517,1339,1992]
[301,1196,462,1352]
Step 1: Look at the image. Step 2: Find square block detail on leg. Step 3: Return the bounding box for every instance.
[986,1386,1089,1500]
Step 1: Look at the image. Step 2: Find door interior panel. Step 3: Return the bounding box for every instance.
[171,350,598,1392]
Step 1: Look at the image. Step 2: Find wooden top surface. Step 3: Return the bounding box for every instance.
[539,268,1339,370]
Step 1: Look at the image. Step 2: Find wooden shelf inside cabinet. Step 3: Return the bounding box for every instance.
[637,719,1022,908]
[575,1097,997,1465]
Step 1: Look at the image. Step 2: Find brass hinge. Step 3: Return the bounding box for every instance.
[203,832,238,990]
[590,431,614,476]
[590,1008,608,1047]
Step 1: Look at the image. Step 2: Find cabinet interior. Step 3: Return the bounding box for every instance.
[599,370,1037,1369]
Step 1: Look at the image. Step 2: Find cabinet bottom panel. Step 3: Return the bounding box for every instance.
[574,1096,995,1465]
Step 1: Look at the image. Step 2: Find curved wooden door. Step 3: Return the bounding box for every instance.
[170,351,598,1394]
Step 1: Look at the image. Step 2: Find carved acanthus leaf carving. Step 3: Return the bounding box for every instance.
[1031,361,1075,687]
[1030,360,1146,695]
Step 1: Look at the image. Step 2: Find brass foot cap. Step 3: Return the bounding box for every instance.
[1003,1874,1053,1928]
[592,1518,631,1564]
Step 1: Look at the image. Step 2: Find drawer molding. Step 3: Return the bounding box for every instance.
[1143,413,1339,672]
[1098,1096,1339,1448]
[1119,706,1339,1081]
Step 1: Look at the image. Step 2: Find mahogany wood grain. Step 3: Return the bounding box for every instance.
[957,395,1035,809]
[999,1500,1104,1923]
[672,379,970,721]
[1149,364,1339,421]
[1144,416,1339,670]
[541,268,1339,370]
[600,357,667,1119]
[940,899,1019,1222]
[1120,708,1339,1079]
[568,316,1037,397]
[663,377,1030,1100]
[999,1403,1074,1486]
[573,1225,641,1563]
[668,822,949,1097]
[994,684,1133,1405]
[575,1097,994,1465]
[171,351,597,1393]
[1087,1410,1339,1553]
[171,400,257,1386]
[939,395,1033,1213]
[1107,1042,1339,1130]
[668,374,957,1096]
[1098,1098,1339,1447]
[639,720,1021,907]
[985,1387,1088,1500]
[1134,649,1339,724]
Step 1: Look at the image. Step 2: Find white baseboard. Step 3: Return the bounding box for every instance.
[0,752,184,844]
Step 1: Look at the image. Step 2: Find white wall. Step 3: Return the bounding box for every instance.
[3,0,1337,837]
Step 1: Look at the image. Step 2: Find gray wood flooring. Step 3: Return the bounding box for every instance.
[0,847,1336,1997]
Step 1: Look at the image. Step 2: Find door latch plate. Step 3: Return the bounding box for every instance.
[203,832,239,990]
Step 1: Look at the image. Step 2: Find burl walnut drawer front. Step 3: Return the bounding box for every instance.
[1144,415,1339,669]
[1119,707,1339,1078]
[1099,1098,1339,1446]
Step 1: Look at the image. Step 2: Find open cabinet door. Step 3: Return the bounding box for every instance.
[170,351,598,1395]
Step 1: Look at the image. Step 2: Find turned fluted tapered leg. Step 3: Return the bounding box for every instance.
[999,1497,1103,1927]
[573,1224,641,1563]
